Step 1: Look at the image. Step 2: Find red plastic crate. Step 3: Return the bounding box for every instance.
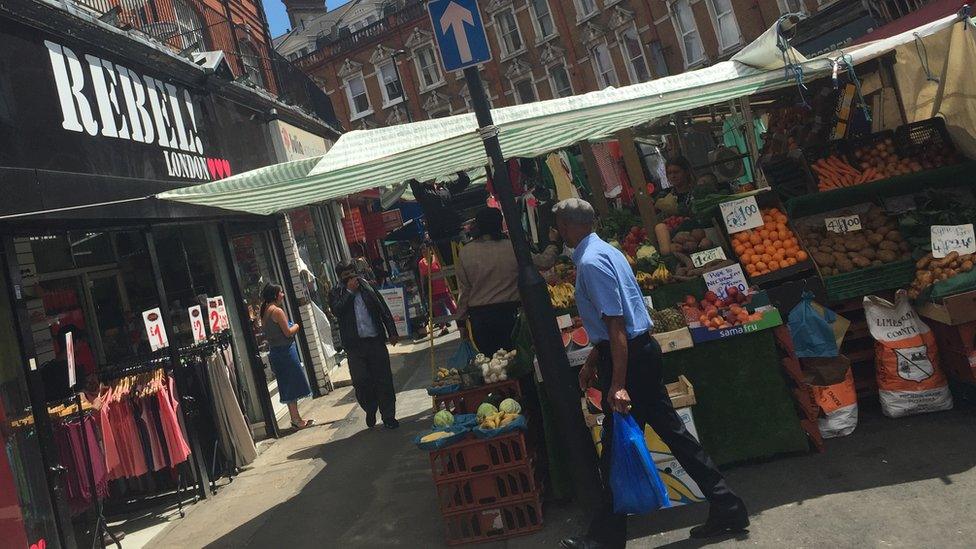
[434,380,522,414]
[442,494,543,546]
[429,431,529,482]
[435,463,538,514]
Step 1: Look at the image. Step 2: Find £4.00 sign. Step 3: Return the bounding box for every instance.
[719,196,763,234]
[428,0,491,71]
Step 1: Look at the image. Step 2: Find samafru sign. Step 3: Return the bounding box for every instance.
[44,40,231,181]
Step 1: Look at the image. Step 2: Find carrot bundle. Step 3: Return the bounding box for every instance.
[811,155,884,191]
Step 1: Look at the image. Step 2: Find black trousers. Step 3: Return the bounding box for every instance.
[588,333,741,547]
[345,337,396,422]
[468,301,520,357]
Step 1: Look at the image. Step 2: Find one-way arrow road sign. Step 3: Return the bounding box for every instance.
[428,0,491,71]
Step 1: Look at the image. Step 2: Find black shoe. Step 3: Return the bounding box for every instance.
[366,414,377,428]
[689,504,750,539]
[559,537,608,549]
[383,418,400,429]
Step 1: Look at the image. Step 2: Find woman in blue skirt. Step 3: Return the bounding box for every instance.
[261,283,313,430]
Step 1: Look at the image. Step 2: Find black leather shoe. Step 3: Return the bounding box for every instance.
[384,418,400,429]
[689,506,750,539]
[366,414,377,428]
[559,537,608,549]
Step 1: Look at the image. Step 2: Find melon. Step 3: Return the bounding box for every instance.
[476,403,498,422]
[572,327,590,347]
[499,398,521,414]
[433,410,454,428]
[561,332,573,348]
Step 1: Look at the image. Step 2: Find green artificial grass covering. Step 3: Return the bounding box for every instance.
[662,329,809,466]
[649,277,707,309]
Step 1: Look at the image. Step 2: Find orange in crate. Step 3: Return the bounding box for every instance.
[731,208,806,277]
[435,463,538,514]
[442,495,543,546]
[429,431,529,482]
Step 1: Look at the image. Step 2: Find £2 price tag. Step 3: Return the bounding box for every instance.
[207,298,222,333]
[142,307,169,352]
[931,224,976,258]
[691,246,728,268]
[214,296,230,330]
[703,263,748,300]
[719,196,763,234]
[188,305,207,343]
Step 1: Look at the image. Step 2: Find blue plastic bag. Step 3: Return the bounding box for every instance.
[449,340,477,370]
[413,425,470,451]
[788,291,839,358]
[609,413,671,514]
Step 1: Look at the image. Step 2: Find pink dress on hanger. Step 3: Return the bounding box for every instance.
[158,383,191,466]
[96,387,122,478]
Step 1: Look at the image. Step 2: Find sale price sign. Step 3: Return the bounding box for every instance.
[691,246,728,268]
[188,305,207,343]
[142,308,170,352]
[719,196,763,234]
[931,224,976,258]
[825,215,862,234]
[207,298,222,334]
[214,296,230,330]
[703,263,748,300]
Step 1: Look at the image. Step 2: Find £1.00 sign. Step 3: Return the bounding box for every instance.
[719,196,763,234]
[931,224,976,258]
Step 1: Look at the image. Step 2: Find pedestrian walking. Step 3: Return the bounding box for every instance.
[552,198,748,548]
[329,260,401,429]
[260,283,313,430]
[418,243,457,337]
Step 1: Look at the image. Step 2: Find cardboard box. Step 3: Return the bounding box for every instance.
[653,327,694,353]
[918,289,976,325]
[645,407,699,463]
[657,458,705,506]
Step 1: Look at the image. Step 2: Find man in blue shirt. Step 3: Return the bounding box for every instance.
[553,198,748,548]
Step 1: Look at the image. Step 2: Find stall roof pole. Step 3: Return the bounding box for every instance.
[617,129,660,243]
[464,66,603,511]
[580,142,612,217]
[738,97,768,188]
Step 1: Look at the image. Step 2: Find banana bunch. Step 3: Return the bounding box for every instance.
[432,367,461,387]
[548,283,576,309]
[636,271,655,291]
[651,263,672,284]
[480,412,520,430]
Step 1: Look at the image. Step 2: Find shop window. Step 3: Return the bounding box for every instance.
[495,8,524,58]
[153,226,222,348]
[529,0,556,41]
[513,79,537,104]
[707,0,742,52]
[377,62,404,106]
[670,0,705,66]
[620,25,651,84]
[590,42,619,89]
[414,45,443,90]
[345,73,372,118]
[548,64,574,98]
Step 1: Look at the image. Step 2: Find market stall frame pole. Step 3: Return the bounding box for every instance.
[463,66,603,511]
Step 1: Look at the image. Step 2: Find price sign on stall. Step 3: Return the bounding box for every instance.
[931,224,976,258]
[825,215,862,234]
[142,308,169,352]
[703,263,748,300]
[214,295,230,330]
[719,196,763,234]
[207,298,222,334]
[691,246,728,268]
[188,305,207,343]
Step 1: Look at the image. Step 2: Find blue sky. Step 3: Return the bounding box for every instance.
[265,0,348,37]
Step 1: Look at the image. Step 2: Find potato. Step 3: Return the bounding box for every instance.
[878,241,899,252]
[885,231,903,243]
[945,251,960,264]
[813,252,835,267]
[872,260,884,267]
[833,244,848,253]
[860,248,877,260]
[898,241,911,252]
[821,266,836,276]
[963,260,974,272]
[690,229,706,241]
[836,258,855,273]
[878,249,898,263]
[917,255,933,269]
[866,233,885,245]
[852,256,872,268]
[699,238,713,249]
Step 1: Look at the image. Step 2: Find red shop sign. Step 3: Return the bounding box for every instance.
[342,208,366,242]
[382,210,403,232]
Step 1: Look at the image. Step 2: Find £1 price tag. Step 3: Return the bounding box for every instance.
[214,295,230,330]
[825,215,862,234]
[703,263,748,300]
[207,298,222,334]
[188,305,207,343]
[691,246,728,268]
[931,224,976,258]
[719,196,763,234]
[142,307,169,352]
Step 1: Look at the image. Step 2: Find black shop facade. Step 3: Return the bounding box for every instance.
[0,15,325,548]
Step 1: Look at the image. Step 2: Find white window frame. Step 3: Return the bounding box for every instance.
[777,0,807,14]
[574,0,599,22]
[590,42,619,89]
[705,0,742,53]
[547,63,574,98]
[344,73,372,120]
[376,62,404,108]
[511,78,538,105]
[495,8,525,59]
[528,0,557,43]
[413,44,444,91]
[670,0,705,68]
[618,24,651,84]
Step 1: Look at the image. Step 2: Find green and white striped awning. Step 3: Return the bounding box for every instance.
[159,15,961,216]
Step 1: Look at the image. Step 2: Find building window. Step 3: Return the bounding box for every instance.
[707,0,741,52]
[415,45,443,90]
[575,0,598,20]
[513,79,537,104]
[778,0,806,13]
[529,0,556,41]
[239,42,266,88]
[591,43,618,88]
[496,9,524,57]
[671,0,704,66]
[620,26,651,84]
[173,0,205,53]
[649,41,669,78]
[345,74,371,118]
[377,62,403,106]
[548,64,573,98]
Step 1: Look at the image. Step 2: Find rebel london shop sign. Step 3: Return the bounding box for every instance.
[44,40,231,181]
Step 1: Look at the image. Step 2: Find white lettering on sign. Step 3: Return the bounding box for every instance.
[643,296,654,310]
[691,247,728,268]
[142,307,169,352]
[703,263,748,300]
[66,331,76,389]
[931,224,976,258]
[207,298,222,334]
[719,196,763,234]
[188,305,207,343]
[825,215,862,234]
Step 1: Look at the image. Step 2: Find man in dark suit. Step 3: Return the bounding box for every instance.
[329,261,400,429]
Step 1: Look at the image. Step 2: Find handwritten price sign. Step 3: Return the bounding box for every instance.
[142,307,169,352]
[719,196,763,234]
[691,246,728,268]
[703,263,748,300]
[931,224,976,258]
[825,215,862,234]
[188,305,207,343]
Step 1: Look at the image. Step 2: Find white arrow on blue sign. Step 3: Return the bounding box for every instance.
[427,0,492,72]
